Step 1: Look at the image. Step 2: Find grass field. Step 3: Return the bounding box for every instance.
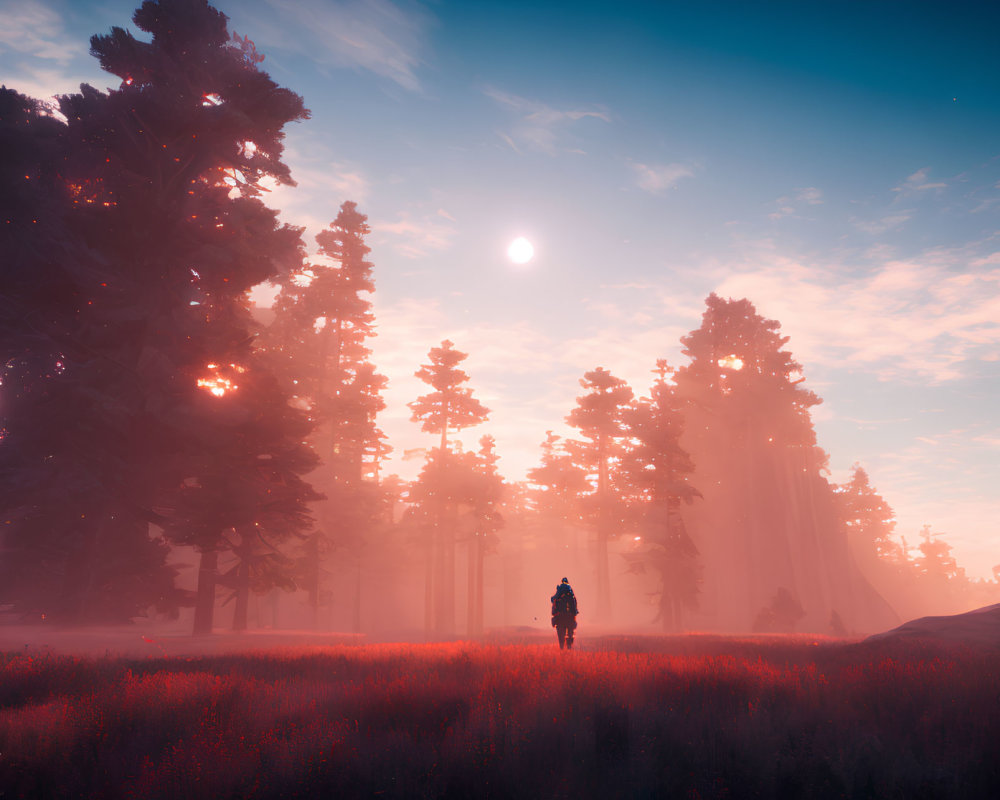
[2,633,998,799]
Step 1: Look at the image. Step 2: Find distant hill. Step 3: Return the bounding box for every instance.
[866,603,1000,644]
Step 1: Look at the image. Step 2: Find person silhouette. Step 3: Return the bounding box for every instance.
[550,577,579,649]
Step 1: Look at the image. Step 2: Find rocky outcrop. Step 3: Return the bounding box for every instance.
[867,603,1000,644]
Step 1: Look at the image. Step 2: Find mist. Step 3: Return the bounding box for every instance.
[7,3,1000,798]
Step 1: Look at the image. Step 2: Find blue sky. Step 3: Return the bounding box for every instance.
[3,0,1000,576]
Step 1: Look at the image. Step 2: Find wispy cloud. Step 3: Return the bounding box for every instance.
[769,186,823,220]
[714,250,1000,383]
[844,428,1000,576]
[484,86,610,155]
[262,0,430,91]
[0,0,75,64]
[971,252,1000,267]
[260,146,372,241]
[375,210,457,258]
[893,167,947,195]
[0,0,101,102]
[797,187,823,205]
[629,161,696,194]
[853,212,912,234]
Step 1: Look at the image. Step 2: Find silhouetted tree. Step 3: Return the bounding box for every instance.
[409,340,490,453]
[264,201,387,628]
[566,367,633,620]
[408,340,490,634]
[0,88,189,622]
[674,294,896,632]
[467,435,504,635]
[619,360,702,630]
[527,431,589,548]
[915,525,963,584]
[836,465,901,561]
[160,368,321,634]
[752,586,805,633]
[1,0,309,623]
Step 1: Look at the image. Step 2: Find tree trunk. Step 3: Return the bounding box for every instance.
[352,554,362,634]
[466,535,475,636]
[439,504,456,634]
[424,522,435,638]
[475,532,485,634]
[232,558,250,632]
[596,432,611,620]
[304,533,321,630]
[466,533,485,636]
[57,515,101,624]
[193,548,218,635]
[434,510,455,635]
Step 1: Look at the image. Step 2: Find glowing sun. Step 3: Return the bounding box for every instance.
[507,237,534,264]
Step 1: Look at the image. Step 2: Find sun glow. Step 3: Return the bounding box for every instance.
[197,363,246,397]
[507,237,534,264]
[718,354,744,371]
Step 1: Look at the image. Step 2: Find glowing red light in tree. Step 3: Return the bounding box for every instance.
[197,363,246,397]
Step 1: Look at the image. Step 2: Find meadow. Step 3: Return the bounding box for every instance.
[2,633,998,799]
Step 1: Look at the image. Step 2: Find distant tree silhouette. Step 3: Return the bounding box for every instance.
[915,525,963,584]
[160,369,321,634]
[262,201,387,629]
[409,341,490,453]
[674,294,896,632]
[836,465,901,561]
[467,436,504,635]
[1,0,310,623]
[408,340,490,634]
[620,360,703,631]
[527,431,590,562]
[566,367,634,620]
[752,586,805,633]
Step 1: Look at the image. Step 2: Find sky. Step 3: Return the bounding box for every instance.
[3,0,1000,577]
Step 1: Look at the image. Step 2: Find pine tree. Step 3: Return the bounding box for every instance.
[1,0,309,623]
[526,431,590,568]
[409,341,490,453]
[915,525,963,584]
[262,201,387,628]
[836,465,901,561]
[160,367,321,633]
[619,360,702,630]
[1,88,189,622]
[467,435,504,635]
[674,294,896,632]
[566,367,634,620]
[408,340,489,634]
[528,432,589,527]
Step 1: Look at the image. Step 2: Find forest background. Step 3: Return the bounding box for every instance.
[2,0,999,637]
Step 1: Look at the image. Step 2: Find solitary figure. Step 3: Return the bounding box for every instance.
[550,577,579,649]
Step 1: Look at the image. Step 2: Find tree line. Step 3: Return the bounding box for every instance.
[1,0,990,635]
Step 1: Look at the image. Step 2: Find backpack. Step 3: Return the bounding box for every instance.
[552,588,576,616]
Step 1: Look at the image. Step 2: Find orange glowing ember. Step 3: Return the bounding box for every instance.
[197,363,246,397]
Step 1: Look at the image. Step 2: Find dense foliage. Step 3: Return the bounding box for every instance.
[1,0,987,634]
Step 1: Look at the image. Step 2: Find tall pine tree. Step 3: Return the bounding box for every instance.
[408,340,489,634]
[674,294,896,632]
[566,367,633,620]
[3,0,309,622]
[619,360,702,631]
[526,431,589,565]
[160,367,321,633]
[261,200,387,629]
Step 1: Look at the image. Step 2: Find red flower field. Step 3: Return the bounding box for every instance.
[2,634,998,798]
